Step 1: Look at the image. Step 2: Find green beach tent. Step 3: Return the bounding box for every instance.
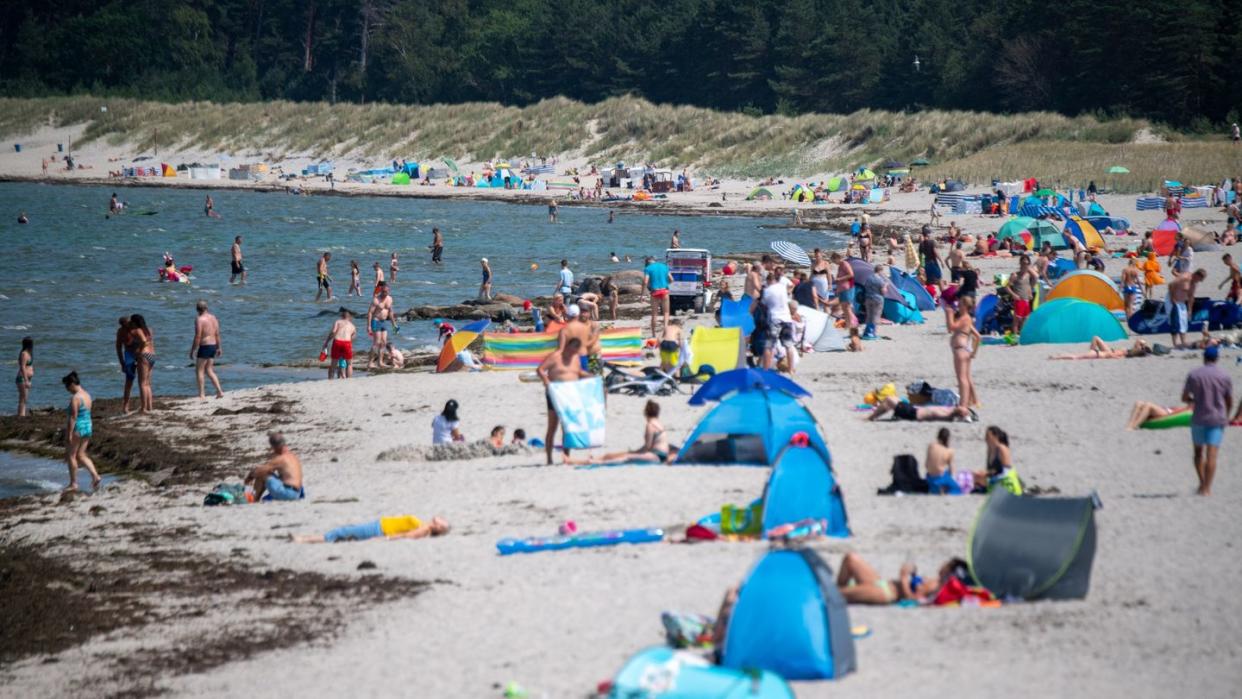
[825,176,847,192]
[910,158,931,166]
[1018,298,1127,345]
[747,187,775,201]
[997,217,1037,243]
[1028,220,1067,250]
[391,172,411,185]
[1106,166,1129,174]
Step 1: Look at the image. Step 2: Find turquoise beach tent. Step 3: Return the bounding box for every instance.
[1018,298,1127,345]
[609,646,794,698]
[761,444,849,537]
[883,290,924,324]
[676,390,825,465]
[721,549,857,680]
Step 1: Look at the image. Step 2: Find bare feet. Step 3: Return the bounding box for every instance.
[91,475,102,490]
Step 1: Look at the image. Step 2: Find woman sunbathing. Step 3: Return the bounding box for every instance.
[293,515,450,543]
[836,552,968,605]
[1126,401,1189,431]
[565,400,675,465]
[1051,336,1152,360]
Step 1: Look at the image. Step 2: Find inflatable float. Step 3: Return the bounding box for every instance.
[496,527,664,555]
[1140,409,1192,430]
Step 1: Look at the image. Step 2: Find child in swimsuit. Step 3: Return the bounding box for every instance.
[293,515,451,543]
[61,371,102,492]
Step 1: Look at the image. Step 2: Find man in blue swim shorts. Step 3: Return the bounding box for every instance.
[1182,346,1233,496]
[245,432,305,501]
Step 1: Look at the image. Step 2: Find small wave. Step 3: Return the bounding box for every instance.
[0,294,9,300]
[2,325,30,330]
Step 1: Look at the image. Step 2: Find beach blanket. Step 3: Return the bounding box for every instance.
[547,376,606,449]
[481,327,643,369]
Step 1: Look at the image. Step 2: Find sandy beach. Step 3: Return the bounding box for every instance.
[3,129,1242,698]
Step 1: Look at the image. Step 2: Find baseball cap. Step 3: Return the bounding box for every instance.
[567,304,581,318]
[1204,345,1219,361]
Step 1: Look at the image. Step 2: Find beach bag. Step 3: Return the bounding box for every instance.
[203,482,247,506]
[720,502,764,535]
[878,454,928,495]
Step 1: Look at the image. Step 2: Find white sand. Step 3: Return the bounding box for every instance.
[2,128,1242,697]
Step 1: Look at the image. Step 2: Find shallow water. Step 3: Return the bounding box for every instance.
[0,182,841,408]
[0,449,118,499]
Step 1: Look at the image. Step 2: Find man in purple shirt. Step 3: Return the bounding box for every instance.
[1181,345,1233,495]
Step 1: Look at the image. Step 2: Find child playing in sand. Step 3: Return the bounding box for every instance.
[293,515,450,543]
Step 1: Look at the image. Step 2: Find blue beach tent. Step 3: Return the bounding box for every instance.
[889,267,936,311]
[883,289,925,324]
[719,296,756,337]
[721,549,857,680]
[676,390,825,465]
[1018,298,1127,345]
[689,368,810,406]
[761,444,849,537]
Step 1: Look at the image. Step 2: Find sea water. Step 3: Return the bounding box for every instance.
[0,449,118,499]
[0,181,842,408]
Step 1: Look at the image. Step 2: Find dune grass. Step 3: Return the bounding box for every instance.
[2,95,1229,190]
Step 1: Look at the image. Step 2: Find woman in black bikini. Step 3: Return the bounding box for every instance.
[564,400,674,465]
[129,314,156,414]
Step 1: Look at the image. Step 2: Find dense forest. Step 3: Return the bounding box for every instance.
[1,0,1238,128]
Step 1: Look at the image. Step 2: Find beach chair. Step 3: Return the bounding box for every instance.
[602,362,680,396]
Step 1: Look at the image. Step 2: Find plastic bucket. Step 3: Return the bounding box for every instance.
[57,143,64,152]
[13,144,20,153]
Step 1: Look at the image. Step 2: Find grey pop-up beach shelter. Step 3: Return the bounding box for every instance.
[967,489,1098,601]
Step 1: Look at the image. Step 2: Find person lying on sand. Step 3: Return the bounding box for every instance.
[1051,336,1152,360]
[835,552,967,605]
[292,515,450,543]
[867,395,970,422]
[244,432,304,501]
[565,400,675,465]
[1126,401,1190,431]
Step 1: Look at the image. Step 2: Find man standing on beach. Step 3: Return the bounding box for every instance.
[114,317,136,414]
[189,300,224,399]
[316,252,334,302]
[366,281,398,369]
[548,199,559,223]
[431,227,444,264]
[1166,268,1206,349]
[1182,346,1232,496]
[643,255,672,336]
[1001,254,1038,334]
[321,307,356,379]
[230,236,246,284]
[537,336,593,466]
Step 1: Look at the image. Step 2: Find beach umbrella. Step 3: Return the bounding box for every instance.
[688,368,812,406]
[436,319,490,372]
[1106,166,1129,174]
[910,158,931,166]
[882,160,906,169]
[1035,188,1055,197]
[887,168,910,176]
[771,241,811,266]
[442,157,460,176]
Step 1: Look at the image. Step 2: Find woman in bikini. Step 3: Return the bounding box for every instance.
[836,552,961,605]
[948,294,981,408]
[348,261,362,296]
[565,400,673,465]
[129,314,156,413]
[15,336,33,417]
[1051,336,1152,360]
[62,371,101,492]
[1126,401,1190,430]
[810,249,832,311]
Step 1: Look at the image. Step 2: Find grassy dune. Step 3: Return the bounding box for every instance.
[1,95,1235,191]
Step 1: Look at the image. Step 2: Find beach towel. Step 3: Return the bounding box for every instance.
[547,376,606,449]
[482,328,643,369]
[719,297,756,336]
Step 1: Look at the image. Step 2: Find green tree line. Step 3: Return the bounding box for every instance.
[1,0,1238,127]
